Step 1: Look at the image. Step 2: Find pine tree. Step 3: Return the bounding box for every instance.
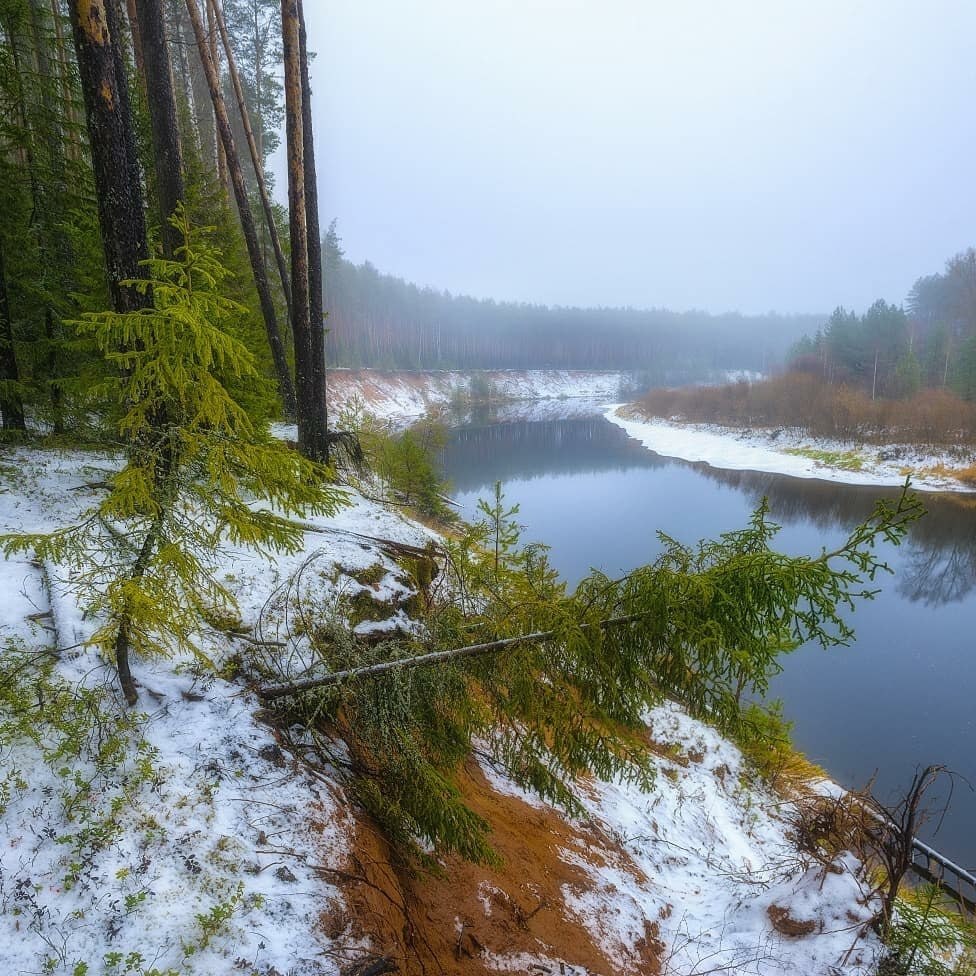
[2,209,347,705]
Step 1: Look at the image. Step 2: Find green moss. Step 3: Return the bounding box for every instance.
[784,446,865,471]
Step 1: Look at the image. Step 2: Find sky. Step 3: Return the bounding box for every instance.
[276,1,976,316]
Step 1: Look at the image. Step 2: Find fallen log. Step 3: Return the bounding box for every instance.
[256,612,647,700]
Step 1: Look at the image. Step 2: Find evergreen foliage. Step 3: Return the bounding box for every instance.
[1,210,347,701]
[263,481,922,865]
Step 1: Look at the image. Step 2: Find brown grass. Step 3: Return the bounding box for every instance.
[632,374,976,447]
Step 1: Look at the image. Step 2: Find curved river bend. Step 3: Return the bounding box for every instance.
[440,403,976,870]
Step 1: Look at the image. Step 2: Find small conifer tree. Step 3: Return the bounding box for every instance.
[2,208,346,704]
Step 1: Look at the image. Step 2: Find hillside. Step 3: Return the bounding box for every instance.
[0,436,892,976]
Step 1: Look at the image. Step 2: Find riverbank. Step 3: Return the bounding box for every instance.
[326,368,633,422]
[607,404,976,492]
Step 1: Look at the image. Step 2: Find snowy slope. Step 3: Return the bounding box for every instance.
[0,445,887,975]
[326,368,630,422]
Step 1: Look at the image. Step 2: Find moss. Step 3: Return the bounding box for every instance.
[350,562,388,588]
[784,446,865,471]
[347,588,397,627]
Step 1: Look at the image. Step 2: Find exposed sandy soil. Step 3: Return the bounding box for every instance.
[324,761,662,975]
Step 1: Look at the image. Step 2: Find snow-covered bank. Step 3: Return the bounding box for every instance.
[0,446,893,974]
[607,405,976,493]
[327,368,631,422]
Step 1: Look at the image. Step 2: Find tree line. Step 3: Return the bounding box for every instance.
[790,247,976,401]
[322,228,821,377]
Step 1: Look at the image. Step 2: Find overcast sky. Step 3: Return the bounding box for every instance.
[277,1,976,315]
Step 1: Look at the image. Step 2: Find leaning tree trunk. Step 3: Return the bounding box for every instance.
[208,0,291,314]
[282,0,328,460]
[134,0,185,256]
[298,0,328,462]
[184,0,297,418]
[0,241,26,432]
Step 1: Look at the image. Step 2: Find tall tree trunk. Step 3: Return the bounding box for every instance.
[0,241,27,432]
[280,0,313,449]
[69,0,148,313]
[134,0,185,256]
[206,0,228,189]
[208,0,291,313]
[125,0,145,76]
[68,0,153,704]
[26,0,68,431]
[298,0,328,461]
[184,0,297,417]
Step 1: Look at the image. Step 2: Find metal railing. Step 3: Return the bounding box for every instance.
[909,837,976,915]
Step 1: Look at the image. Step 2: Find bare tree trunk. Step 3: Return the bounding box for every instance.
[281,0,312,443]
[134,0,185,256]
[0,241,26,432]
[282,0,328,460]
[297,0,328,461]
[208,0,291,313]
[184,0,297,417]
[68,0,152,704]
[68,0,150,314]
[28,0,69,431]
[125,0,145,76]
[206,0,228,189]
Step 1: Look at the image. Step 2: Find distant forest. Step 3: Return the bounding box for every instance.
[322,226,821,379]
[789,248,976,400]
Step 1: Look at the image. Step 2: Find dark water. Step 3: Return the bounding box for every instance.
[441,407,976,869]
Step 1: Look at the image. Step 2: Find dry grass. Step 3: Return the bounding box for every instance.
[634,373,976,447]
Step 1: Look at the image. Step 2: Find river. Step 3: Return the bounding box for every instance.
[440,402,976,870]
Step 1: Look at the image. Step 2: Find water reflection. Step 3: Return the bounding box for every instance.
[445,417,976,607]
[698,466,976,606]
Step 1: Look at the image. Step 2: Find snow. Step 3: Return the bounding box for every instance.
[326,368,631,423]
[0,442,892,974]
[558,701,880,974]
[606,405,976,493]
[0,447,433,976]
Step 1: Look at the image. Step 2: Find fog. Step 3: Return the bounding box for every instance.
[283,1,976,315]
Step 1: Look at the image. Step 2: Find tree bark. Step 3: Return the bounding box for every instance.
[206,0,228,189]
[281,0,312,441]
[124,0,144,76]
[297,0,328,462]
[0,241,27,432]
[68,0,153,704]
[68,0,150,314]
[184,0,297,417]
[134,0,186,256]
[257,613,650,700]
[208,0,291,313]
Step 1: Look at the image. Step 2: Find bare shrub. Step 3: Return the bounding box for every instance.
[634,374,976,446]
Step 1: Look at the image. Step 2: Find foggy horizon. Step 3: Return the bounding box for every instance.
[269,1,976,317]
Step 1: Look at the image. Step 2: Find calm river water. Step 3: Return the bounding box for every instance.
[440,403,976,870]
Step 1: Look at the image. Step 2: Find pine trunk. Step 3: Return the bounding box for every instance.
[281,0,313,445]
[68,0,153,704]
[184,0,297,417]
[68,0,150,313]
[298,0,328,461]
[208,0,291,313]
[134,0,186,256]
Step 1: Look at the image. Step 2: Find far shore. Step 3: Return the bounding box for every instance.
[605,405,976,494]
